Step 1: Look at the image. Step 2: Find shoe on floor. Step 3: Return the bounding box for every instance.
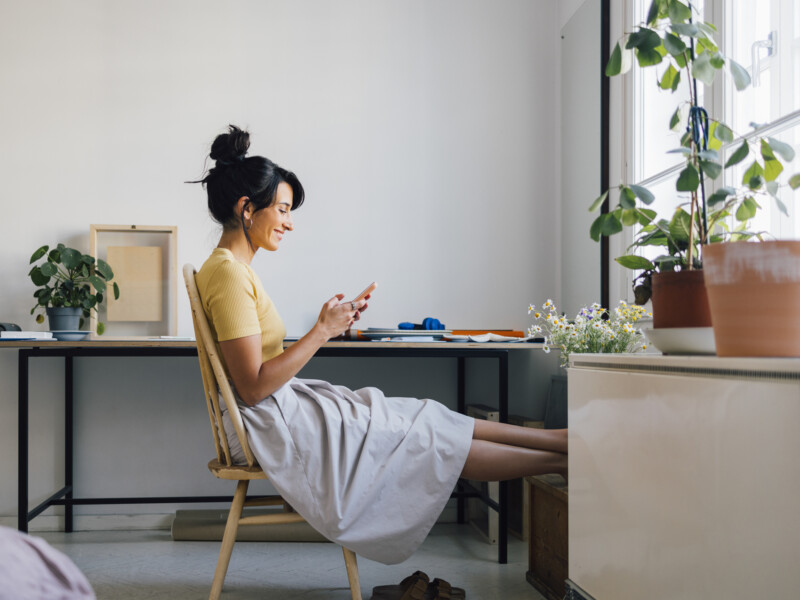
[370,570,430,600]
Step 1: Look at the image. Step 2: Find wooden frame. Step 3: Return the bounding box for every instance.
[89,225,177,337]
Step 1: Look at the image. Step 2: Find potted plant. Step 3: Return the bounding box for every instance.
[29,243,120,335]
[589,0,800,331]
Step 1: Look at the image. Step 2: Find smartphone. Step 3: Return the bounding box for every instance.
[350,281,377,303]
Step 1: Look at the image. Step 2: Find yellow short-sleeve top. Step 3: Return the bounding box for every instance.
[195,248,285,375]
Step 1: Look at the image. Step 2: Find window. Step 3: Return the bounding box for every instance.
[627,0,800,270]
[723,0,800,239]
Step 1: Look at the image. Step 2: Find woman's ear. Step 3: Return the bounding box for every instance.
[237,196,251,218]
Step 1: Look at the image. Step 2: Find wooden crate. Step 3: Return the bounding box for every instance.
[525,474,568,600]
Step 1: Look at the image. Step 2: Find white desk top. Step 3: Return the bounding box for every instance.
[0,338,545,351]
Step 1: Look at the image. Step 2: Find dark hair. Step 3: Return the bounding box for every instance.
[189,125,304,231]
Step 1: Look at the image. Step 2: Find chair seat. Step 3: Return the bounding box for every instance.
[208,458,268,481]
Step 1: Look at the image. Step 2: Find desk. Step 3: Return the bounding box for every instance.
[9,338,542,564]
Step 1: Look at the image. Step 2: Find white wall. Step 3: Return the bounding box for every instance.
[560,0,590,29]
[0,0,566,524]
[560,0,602,316]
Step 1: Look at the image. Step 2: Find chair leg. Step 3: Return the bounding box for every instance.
[210,480,249,600]
[342,547,362,600]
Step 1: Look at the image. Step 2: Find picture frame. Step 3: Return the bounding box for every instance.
[89,224,178,337]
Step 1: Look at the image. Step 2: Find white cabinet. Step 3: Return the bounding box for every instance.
[567,354,800,600]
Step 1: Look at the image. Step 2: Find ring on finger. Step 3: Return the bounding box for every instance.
[350,301,356,311]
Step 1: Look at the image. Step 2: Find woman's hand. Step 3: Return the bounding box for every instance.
[220,294,370,406]
[315,294,368,339]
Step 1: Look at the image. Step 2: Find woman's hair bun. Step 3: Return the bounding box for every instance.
[209,124,250,165]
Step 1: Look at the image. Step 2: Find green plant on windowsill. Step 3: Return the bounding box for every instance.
[29,243,120,334]
[589,0,800,304]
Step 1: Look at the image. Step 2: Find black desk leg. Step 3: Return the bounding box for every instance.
[457,357,466,524]
[498,351,509,564]
[18,351,29,532]
[65,355,74,532]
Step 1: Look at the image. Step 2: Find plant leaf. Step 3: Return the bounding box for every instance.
[669,208,692,243]
[699,159,722,179]
[589,189,609,212]
[707,186,736,206]
[676,164,700,192]
[742,160,764,188]
[636,47,663,67]
[691,51,716,86]
[712,122,734,143]
[668,0,692,23]
[697,149,719,161]
[669,105,684,130]
[626,27,661,51]
[30,267,50,287]
[646,0,660,25]
[663,32,687,56]
[622,209,639,226]
[761,139,783,182]
[766,137,795,163]
[629,184,656,205]
[725,140,749,167]
[790,173,800,190]
[735,197,758,222]
[670,23,698,37]
[88,275,106,293]
[97,322,105,336]
[667,147,692,155]
[606,42,624,76]
[40,262,57,277]
[30,245,49,264]
[616,255,656,271]
[95,258,114,280]
[706,122,722,151]
[61,248,81,270]
[709,52,725,69]
[659,63,681,91]
[763,158,783,182]
[601,213,624,236]
[619,186,637,209]
[638,208,657,225]
[729,59,751,91]
[590,214,604,241]
[113,282,120,300]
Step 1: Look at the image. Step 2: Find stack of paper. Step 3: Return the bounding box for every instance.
[444,333,531,342]
[0,331,54,340]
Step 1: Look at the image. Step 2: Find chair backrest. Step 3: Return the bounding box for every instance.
[182,263,258,468]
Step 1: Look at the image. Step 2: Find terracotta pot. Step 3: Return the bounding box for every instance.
[704,241,800,357]
[650,270,712,328]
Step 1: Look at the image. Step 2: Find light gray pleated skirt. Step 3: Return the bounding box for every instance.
[223,377,474,564]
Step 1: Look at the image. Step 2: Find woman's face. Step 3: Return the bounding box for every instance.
[248,182,294,252]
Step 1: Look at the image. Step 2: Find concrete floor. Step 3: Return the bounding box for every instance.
[41,523,547,600]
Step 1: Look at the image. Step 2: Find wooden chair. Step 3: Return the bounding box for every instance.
[182,264,362,600]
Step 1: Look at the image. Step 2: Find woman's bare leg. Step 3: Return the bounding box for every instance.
[460,439,567,481]
[472,419,567,454]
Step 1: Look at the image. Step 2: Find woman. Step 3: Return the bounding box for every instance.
[192,125,567,565]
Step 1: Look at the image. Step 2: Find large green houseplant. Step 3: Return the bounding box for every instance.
[589,0,800,315]
[29,243,120,334]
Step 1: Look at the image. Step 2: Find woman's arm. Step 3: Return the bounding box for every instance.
[219,294,366,406]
